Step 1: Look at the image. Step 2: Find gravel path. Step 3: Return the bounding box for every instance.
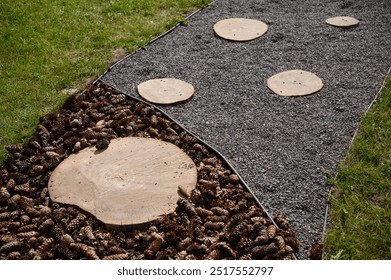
[101,0,391,259]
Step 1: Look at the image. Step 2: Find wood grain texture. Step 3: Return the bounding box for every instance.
[213,18,268,41]
[267,69,323,97]
[137,78,194,104]
[326,16,360,28]
[48,137,197,227]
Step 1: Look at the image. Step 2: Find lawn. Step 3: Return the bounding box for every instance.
[0,0,209,163]
[325,75,391,259]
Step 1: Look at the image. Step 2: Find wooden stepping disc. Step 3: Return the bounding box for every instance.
[267,69,323,97]
[213,18,268,41]
[48,137,197,228]
[137,78,194,105]
[325,16,360,28]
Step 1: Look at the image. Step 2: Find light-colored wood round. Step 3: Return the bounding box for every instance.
[213,18,268,41]
[326,16,360,28]
[137,78,195,105]
[267,69,324,97]
[48,137,197,228]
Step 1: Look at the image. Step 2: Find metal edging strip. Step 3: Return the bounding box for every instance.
[321,66,391,259]
[87,0,389,260]
[98,79,275,222]
[91,0,298,259]
[99,78,298,260]
[96,1,217,83]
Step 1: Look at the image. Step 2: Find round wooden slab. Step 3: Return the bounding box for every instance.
[267,69,323,97]
[48,137,197,228]
[325,16,360,28]
[213,18,268,41]
[137,78,194,105]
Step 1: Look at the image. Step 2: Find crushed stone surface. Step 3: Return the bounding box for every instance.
[101,0,391,259]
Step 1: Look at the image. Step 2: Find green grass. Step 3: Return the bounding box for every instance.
[0,0,210,163]
[325,75,391,260]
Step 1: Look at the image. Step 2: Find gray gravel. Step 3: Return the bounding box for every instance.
[101,0,391,259]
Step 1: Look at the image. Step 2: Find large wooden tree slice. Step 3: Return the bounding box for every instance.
[267,69,324,97]
[137,78,195,105]
[325,16,360,28]
[213,18,268,41]
[48,137,197,228]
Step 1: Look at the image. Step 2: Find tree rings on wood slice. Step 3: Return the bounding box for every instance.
[267,70,323,97]
[213,18,268,41]
[137,78,195,105]
[48,137,197,229]
[325,16,360,28]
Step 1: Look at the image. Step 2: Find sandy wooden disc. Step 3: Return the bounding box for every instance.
[325,16,360,28]
[267,69,323,97]
[137,78,194,104]
[48,137,197,228]
[213,18,268,41]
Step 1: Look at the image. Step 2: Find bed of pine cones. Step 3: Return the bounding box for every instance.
[0,82,299,260]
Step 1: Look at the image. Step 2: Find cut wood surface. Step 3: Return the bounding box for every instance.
[137,78,195,104]
[48,137,197,228]
[325,16,360,28]
[267,69,324,97]
[213,18,268,41]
